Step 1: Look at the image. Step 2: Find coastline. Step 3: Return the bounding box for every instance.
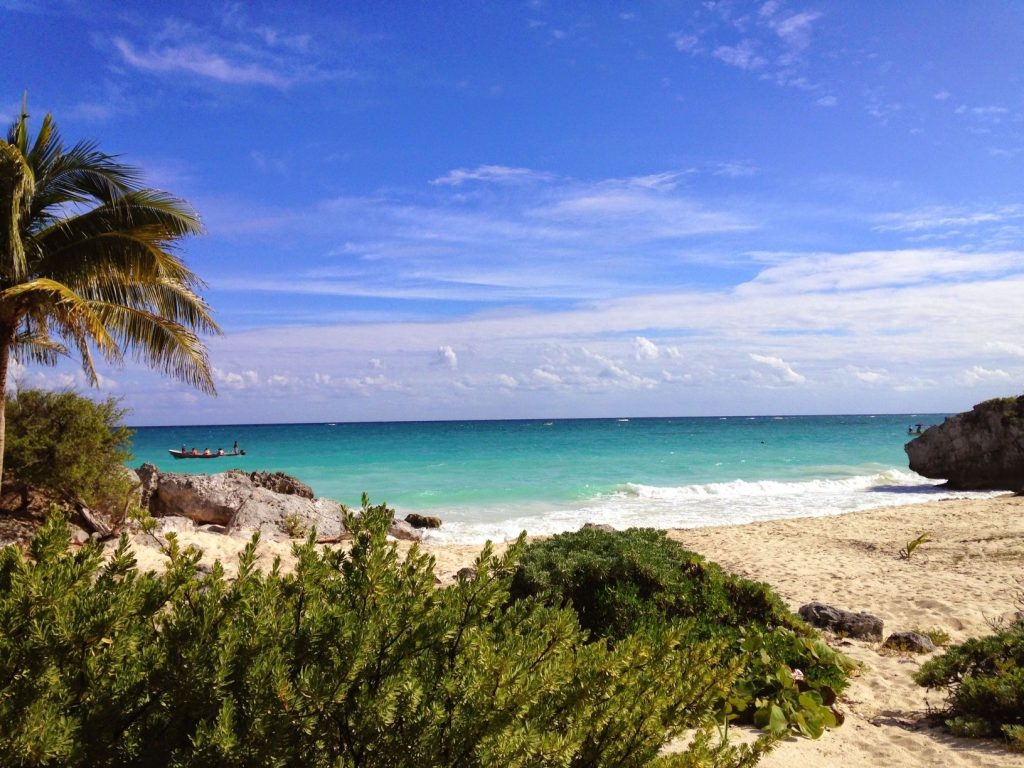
[124,494,1024,767]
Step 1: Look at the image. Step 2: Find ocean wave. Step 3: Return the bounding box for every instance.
[617,468,929,501]
[418,468,1003,544]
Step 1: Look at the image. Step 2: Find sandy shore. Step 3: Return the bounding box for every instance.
[126,495,1024,767]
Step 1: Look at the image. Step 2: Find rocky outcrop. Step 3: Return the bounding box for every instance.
[247,471,314,499]
[230,490,345,540]
[149,471,256,525]
[798,602,884,640]
[905,395,1024,490]
[143,466,350,541]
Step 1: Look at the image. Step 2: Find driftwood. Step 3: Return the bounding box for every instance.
[74,501,115,539]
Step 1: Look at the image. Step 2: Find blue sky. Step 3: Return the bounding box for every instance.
[2,0,1023,424]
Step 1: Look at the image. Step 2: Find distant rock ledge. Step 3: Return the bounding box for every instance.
[136,465,432,542]
[905,395,1024,491]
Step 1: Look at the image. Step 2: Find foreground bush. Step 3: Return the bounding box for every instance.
[3,388,135,525]
[510,527,855,738]
[0,499,772,768]
[914,623,1024,750]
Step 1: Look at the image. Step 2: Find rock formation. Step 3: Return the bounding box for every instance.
[798,602,884,640]
[905,395,1024,490]
[140,466,432,542]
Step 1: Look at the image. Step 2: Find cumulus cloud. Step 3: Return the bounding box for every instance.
[634,336,660,361]
[713,40,766,71]
[437,345,458,369]
[962,366,1010,385]
[749,353,807,384]
[213,367,260,389]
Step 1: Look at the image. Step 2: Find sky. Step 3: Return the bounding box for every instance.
[1,0,1023,425]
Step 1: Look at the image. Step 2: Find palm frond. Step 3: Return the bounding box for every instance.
[93,303,217,394]
[0,142,34,281]
[11,330,68,367]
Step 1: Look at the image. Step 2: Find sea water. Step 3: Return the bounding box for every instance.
[129,414,998,543]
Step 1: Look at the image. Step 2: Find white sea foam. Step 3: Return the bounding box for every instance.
[418,469,1003,544]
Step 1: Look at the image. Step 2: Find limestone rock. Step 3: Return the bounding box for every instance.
[149,471,255,525]
[135,463,161,508]
[905,395,1024,490]
[582,522,616,532]
[247,471,314,499]
[798,601,884,640]
[882,631,936,653]
[456,567,478,581]
[156,515,197,533]
[405,513,442,529]
[388,519,423,541]
[229,490,346,541]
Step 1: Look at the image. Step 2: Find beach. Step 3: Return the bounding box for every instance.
[125,493,1024,768]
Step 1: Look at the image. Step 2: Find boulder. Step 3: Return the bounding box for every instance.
[905,395,1024,490]
[405,513,442,529]
[388,519,423,541]
[247,471,314,499]
[155,515,197,533]
[798,602,884,640]
[582,522,616,532]
[229,490,346,541]
[149,471,255,525]
[456,567,478,581]
[882,631,936,654]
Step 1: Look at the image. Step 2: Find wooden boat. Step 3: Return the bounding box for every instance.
[168,449,246,460]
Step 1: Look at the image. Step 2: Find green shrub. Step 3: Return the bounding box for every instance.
[914,624,1024,749]
[0,499,772,767]
[509,527,855,738]
[3,388,135,523]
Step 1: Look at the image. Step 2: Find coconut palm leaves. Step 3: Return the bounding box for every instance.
[0,97,220,485]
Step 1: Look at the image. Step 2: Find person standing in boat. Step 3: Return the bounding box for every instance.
[233,440,238,454]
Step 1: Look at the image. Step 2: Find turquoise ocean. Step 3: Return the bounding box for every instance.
[128,414,997,543]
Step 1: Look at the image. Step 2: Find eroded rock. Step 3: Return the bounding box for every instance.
[882,631,936,653]
[798,601,884,640]
[405,513,442,529]
[905,395,1024,490]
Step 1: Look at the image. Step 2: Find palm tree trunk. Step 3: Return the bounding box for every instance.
[0,337,12,499]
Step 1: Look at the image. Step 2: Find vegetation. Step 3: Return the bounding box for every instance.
[509,527,855,739]
[3,388,134,522]
[914,623,1024,750]
[0,97,219,490]
[899,531,931,560]
[0,498,773,767]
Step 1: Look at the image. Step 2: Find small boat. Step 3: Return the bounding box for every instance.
[168,449,246,460]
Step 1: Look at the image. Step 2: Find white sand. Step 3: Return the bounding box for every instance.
[124,495,1024,767]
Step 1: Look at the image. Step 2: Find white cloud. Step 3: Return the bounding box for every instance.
[431,165,553,186]
[496,373,518,388]
[986,341,1024,358]
[713,40,767,71]
[769,11,822,50]
[816,95,837,107]
[749,353,806,384]
[115,38,293,88]
[934,90,951,101]
[634,336,660,361]
[962,366,1011,385]
[853,370,886,384]
[437,345,458,369]
[532,367,563,386]
[213,367,260,389]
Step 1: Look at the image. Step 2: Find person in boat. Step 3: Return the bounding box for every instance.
[191,447,199,456]
[233,440,238,453]
[217,448,224,456]
[203,448,211,456]
[181,444,186,453]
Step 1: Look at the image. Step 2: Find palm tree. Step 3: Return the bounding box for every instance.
[0,97,220,490]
